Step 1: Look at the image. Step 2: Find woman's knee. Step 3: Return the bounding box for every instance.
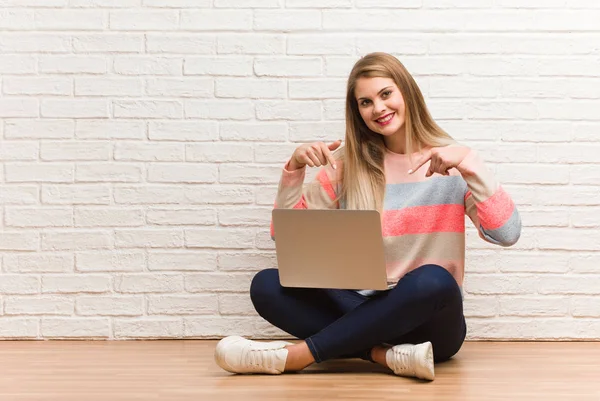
[412,264,461,303]
[249,268,280,307]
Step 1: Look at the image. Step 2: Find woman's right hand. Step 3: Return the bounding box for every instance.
[288,140,342,171]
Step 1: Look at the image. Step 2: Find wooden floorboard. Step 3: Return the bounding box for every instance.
[0,340,598,400]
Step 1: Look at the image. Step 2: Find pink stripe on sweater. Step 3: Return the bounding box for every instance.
[475,186,515,230]
[382,204,465,236]
[317,169,336,201]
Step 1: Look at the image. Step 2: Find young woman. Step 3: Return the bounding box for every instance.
[214,52,521,380]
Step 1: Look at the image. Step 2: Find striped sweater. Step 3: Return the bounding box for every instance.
[272,146,521,288]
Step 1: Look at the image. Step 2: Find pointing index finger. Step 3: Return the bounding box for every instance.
[408,150,432,174]
[321,143,337,170]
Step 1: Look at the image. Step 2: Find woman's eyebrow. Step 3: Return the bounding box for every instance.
[357,86,393,101]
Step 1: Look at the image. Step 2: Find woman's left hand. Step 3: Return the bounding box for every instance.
[408,145,471,177]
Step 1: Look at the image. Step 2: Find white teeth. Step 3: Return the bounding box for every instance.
[376,113,394,123]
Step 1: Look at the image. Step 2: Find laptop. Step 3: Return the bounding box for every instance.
[271,209,388,291]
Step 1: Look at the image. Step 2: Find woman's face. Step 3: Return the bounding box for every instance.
[354,76,406,138]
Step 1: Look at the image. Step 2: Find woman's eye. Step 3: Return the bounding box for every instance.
[360,100,370,106]
[382,90,392,97]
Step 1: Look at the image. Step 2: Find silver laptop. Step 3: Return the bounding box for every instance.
[271,209,388,290]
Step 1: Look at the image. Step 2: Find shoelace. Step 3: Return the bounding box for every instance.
[392,347,415,376]
[242,348,277,371]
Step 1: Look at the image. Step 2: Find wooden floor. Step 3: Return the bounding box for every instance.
[0,341,598,401]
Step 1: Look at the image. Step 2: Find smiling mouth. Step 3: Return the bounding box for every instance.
[375,112,394,124]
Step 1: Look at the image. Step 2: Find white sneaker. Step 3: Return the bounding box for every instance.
[214,336,293,374]
[386,341,435,381]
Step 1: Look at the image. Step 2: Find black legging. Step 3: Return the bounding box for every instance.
[250,264,466,363]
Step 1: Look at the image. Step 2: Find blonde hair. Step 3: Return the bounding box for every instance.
[337,52,455,212]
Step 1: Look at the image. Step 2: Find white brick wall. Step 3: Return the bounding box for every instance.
[1,2,599,340]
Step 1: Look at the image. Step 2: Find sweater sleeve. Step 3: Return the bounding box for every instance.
[270,159,341,238]
[458,149,521,247]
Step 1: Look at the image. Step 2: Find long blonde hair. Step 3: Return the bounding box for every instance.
[337,52,455,212]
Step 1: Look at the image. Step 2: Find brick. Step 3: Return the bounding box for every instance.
[75,77,143,96]
[186,143,253,163]
[0,185,38,205]
[0,318,38,339]
[35,10,105,30]
[41,231,112,251]
[218,252,276,271]
[145,78,213,98]
[75,163,143,183]
[148,251,217,271]
[0,55,36,74]
[110,10,178,30]
[0,99,38,117]
[114,318,183,339]
[218,34,284,54]
[288,34,354,55]
[185,56,252,76]
[254,57,321,77]
[73,34,143,53]
[114,142,184,161]
[76,251,146,272]
[0,33,70,52]
[220,122,287,142]
[571,297,600,317]
[148,295,218,315]
[4,119,74,139]
[147,164,217,183]
[216,78,286,99]
[254,143,298,163]
[185,185,254,204]
[289,122,344,142]
[218,293,257,316]
[114,56,181,75]
[256,100,321,121]
[5,163,73,183]
[41,318,109,338]
[42,184,111,205]
[499,297,569,317]
[41,141,110,161]
[219,164,282,184]
[180,10,252,31]
[42,100,108,118]
[288,79,346,99]
[184,316,286,338]
[4,253,74,273]
[254,11,321,31]
[114,185,186,204]
[463,296,498,317]
[40,55,107,74]
[218,207,271,227]
[75,207,144,227]
[146,208,216,226]
[149,121,218,141]
[42,275,111,294]
[0,142,38,161]
[185,100,254,120]
[0,275,40,294]
[185,228,255,249]
[147,34,215,54]
[215,0,279,6]
[113,100,183,119]
[3,77,71,96]
[5,296,73,315]
[115,229,184,248]
[76,296,144,316]
[115,274,184,293]
[5,207,72,228]
[185,272,254,292]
